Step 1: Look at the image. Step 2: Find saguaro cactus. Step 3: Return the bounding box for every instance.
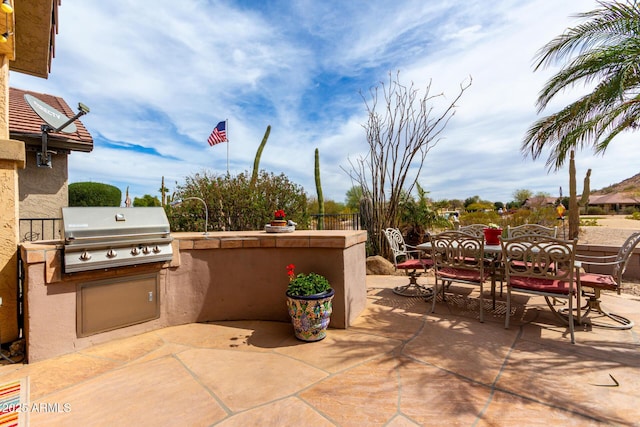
[251,125,271,186]
[315,148,325,230]
[568,150,591,239]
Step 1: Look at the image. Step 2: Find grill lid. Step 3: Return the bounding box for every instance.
[62,207,170,242]
[61,207,173,273]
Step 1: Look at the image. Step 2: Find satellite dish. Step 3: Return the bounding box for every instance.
[24,94,78,133]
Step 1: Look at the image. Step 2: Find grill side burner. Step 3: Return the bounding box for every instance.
[62,207,174,273]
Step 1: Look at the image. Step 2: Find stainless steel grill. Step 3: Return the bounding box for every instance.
[62,207,173,273]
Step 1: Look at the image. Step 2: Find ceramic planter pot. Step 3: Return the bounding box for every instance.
[285,289,334,341]
[483,228,503,245]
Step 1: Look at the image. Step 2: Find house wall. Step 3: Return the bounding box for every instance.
[0,57,22,344]
[18,150,68,218]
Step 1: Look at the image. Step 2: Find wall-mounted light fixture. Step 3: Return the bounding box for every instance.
[1,0,12,14]
[0,31,10,43]
[170,197,209,235]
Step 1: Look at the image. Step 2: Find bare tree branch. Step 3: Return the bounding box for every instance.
[343,71,471,256]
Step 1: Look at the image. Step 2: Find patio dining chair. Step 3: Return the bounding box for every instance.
[458,224,487,239]
[429,230,494,322]
[497,224,559,296]
[574,231,640,329]
[501,235,580,344]
[507,224,558,239]
[383,228,434,297]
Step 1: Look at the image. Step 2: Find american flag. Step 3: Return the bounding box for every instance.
[208,121,227,146]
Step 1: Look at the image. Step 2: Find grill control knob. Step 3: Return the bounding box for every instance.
[131,247,140,256]
[153,245,161,254]
[142,246,151,254]
[80,251,91,261]
[106,249,118,258]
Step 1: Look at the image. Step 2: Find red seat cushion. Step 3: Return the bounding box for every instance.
[509,276,572,295]
[579,273,618,291]
[438,267,490,283]
[397,259,433,270]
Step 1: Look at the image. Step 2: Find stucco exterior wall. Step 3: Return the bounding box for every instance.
[18,150,68,219]
[0,57,23,344]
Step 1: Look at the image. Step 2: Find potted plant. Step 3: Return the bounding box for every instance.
[285,264,334,341]
[483,223,503,245]
[271,209,287,227]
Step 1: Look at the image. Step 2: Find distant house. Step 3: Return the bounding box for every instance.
[522,196,559,209]
[588,193,640,214]
[9,87,93,239]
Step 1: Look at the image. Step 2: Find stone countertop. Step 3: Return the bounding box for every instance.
[172,229,368,250]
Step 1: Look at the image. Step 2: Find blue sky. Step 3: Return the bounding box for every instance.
[10,0,638,205]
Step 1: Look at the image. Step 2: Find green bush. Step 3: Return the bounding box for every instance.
[168,170,309,232]
[69,182,122,206]
[623,206,637,215]
[580,218,599,226]
[133,194,161,207]
[627,211,640,221]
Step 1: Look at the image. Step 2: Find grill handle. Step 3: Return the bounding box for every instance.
[66,231,171,242]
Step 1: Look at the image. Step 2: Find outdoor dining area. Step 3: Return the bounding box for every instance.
[384,224,639,344]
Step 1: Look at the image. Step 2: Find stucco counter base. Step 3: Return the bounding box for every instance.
[20,230,368,362]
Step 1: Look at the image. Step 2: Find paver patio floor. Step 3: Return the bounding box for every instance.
[1,275,639,426]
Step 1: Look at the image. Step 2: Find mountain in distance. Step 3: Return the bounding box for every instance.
[591,172,640,195]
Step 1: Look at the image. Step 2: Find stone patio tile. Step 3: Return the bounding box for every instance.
[496,339,640,425]
[153,320,292,351]
[348,299,426,341]
[403,316,519,385]
[78,331,165,362]
[398,357,492,426]
[385,415,423,426]
[273,328,403,373]
[127,342,193,365]
[480,389,608,426]
[215,397,335,427]
[28,356,226,426]
[8,353,122,400]
[177,347,328,412]
[299,355,401,426]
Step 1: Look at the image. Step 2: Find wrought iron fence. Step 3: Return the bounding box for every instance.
[309,213,360,230]
[19,218,62,242]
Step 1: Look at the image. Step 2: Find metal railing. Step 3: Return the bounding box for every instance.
[19,218,62,242]
[310,213,360,230]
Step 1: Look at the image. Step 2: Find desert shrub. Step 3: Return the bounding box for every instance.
[623,206,638,215]
[168,170,309,232]
[459,211,503,227]
[627,211,640,221]
[587,206,605,215]
[460,206,560,230]
[580,218,599,226]
[133,194,161,207]
[69,182,122,206]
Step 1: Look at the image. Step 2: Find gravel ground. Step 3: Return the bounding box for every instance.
[577,215,640,246]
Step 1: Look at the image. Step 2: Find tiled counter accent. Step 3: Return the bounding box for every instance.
[20,230,368,362]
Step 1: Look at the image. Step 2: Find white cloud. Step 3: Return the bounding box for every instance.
[10,0,634,206]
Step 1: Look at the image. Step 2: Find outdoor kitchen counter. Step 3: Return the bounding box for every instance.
[20,229,368,362]
[168,229,368,328]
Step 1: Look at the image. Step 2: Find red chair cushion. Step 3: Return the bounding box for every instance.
[579,273,618,291]
[509,276,572,295]
[439,267,490,283]
[397,259,433,270]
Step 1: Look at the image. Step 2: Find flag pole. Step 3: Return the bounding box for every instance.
[226,118,229,175]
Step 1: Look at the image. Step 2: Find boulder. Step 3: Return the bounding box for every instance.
[366,255,396,275]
